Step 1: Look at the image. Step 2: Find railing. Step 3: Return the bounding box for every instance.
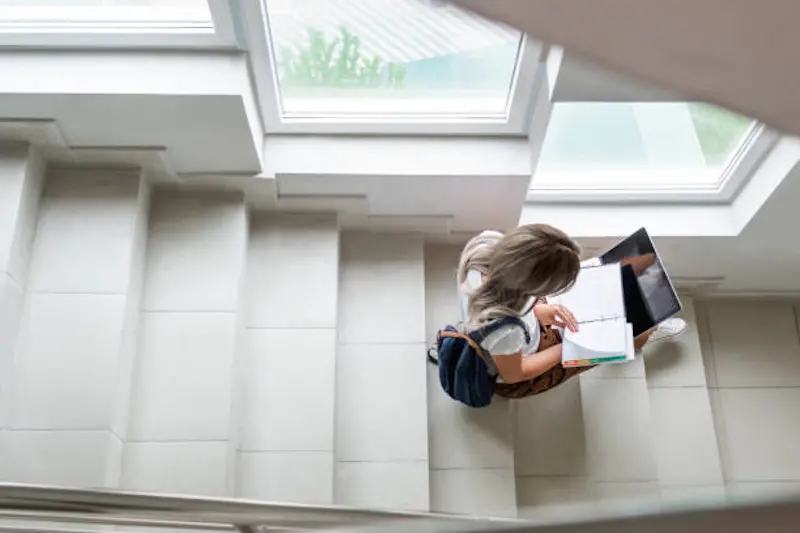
[1,483,800,533]
[0,483,518,532]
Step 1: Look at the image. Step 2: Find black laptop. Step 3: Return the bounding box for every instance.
[599,227,682,336]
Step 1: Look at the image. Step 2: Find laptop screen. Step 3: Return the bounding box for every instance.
[599,227,682,335]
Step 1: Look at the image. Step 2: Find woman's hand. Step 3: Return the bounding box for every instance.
[534,303,579,332]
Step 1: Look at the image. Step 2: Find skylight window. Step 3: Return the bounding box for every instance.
[263,0,526,119]
[0,0,236,48]
[531,102,766,195]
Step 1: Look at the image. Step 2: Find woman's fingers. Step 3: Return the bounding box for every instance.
[539,304,579,332]
[554,318,577,332]
[556,306,579,332]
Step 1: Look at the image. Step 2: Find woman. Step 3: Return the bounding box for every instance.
[458,225,686,398]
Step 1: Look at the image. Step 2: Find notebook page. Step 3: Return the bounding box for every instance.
[558,263,625,324]
[562,318,631,366]
[563,318,628,356]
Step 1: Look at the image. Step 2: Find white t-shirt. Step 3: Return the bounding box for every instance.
[458,269,541,356]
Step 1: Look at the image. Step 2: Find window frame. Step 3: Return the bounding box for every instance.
[527,121,780,204]
[243,0,541,136]
[0,0,239,49]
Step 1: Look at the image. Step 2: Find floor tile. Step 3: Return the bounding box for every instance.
[645,297,707,387]
[580,377,657,482]
[28,172,141,294]
[9,294,125,430]
[237,451,333,504]
[515,378,586,476]
[0,430,116,487]
[427,365,514,470]
[121,441,229,496]
[516,476,593,519]
[430,469,516,517]
[649,387,723,487]
[707,301,800,387]
[715,388,800,481]
[128,312,235,441]
[338,232,425,344]
[143,193,246,312]
[336,344,427,462]
[246,214,338,328]
[335,461,429,511]
[241,329,335,451]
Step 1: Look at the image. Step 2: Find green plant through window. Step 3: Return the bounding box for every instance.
[688,103,753,166]
[278,27,406,90]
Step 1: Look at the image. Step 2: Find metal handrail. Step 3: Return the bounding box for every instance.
[3,483,800,533]
[0,484,519,531]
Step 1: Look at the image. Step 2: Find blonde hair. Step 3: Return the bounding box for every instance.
[459,224,581,330]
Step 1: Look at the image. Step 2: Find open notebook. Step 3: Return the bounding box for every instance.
[556,263,635,367]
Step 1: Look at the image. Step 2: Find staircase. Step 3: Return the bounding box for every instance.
[1,152,800,517]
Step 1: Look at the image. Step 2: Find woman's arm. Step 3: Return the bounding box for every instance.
[492,344,563,384]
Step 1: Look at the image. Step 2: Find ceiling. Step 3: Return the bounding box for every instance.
[454,0,800,137]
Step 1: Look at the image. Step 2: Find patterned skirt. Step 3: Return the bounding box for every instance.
[493,325,594,399]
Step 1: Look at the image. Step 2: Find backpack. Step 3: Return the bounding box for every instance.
[427,317,531,408]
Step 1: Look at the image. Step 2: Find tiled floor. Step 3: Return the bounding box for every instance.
[423,244,800,515]
[700,300,800,491]
[4,193,800,517]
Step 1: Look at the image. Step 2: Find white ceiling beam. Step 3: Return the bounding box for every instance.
[553,54,682,102]
[263,136,531,178]
[454,0,800,136]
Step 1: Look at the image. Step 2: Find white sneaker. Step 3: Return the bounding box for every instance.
[649,318,687,343]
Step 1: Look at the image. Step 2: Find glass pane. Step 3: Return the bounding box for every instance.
[265,0,523,117]
[534,102,754,188]
[0,0,211,26]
